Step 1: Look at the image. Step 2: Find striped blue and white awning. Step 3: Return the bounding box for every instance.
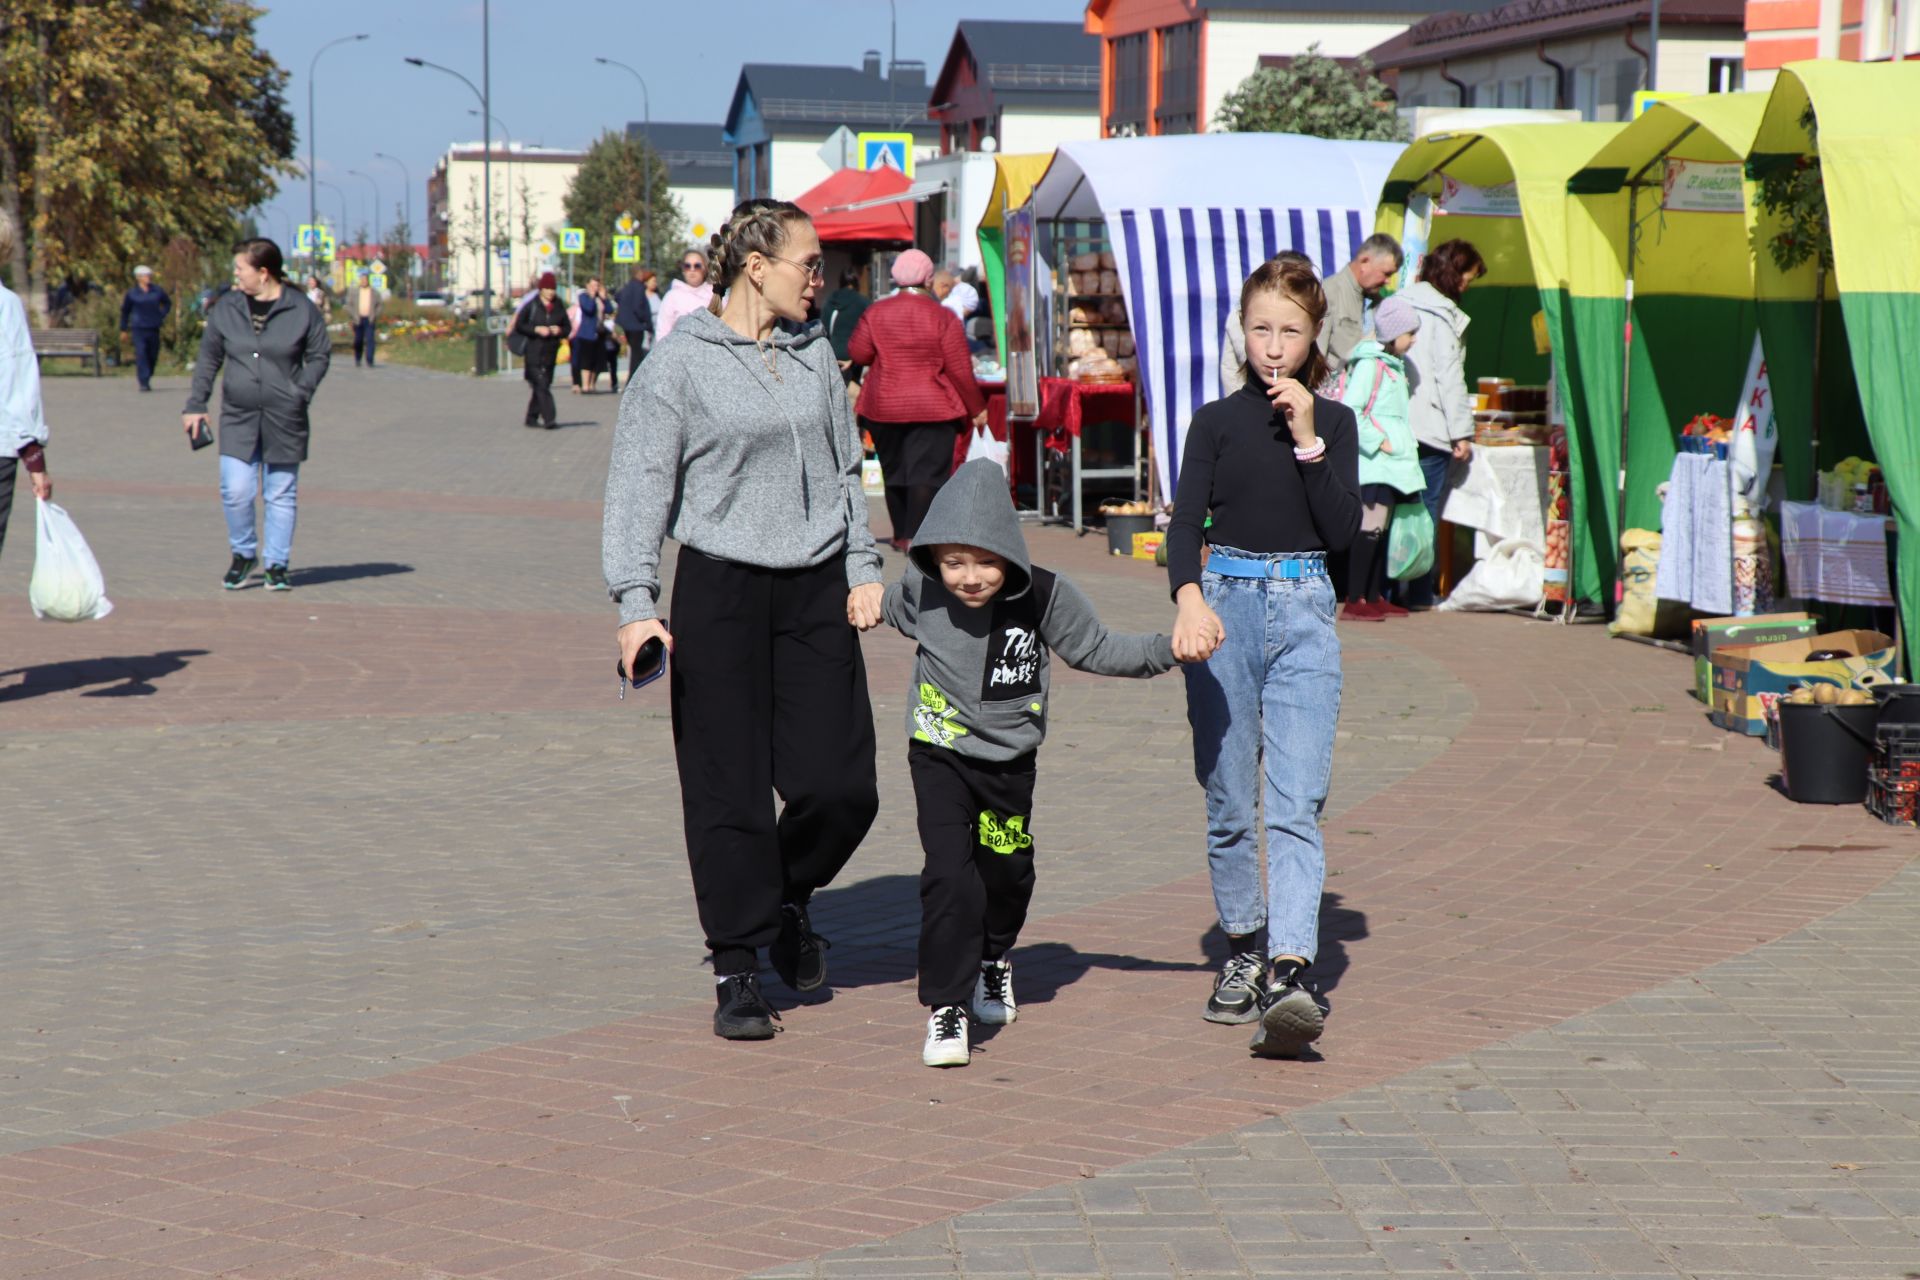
[1028,135,1405,499]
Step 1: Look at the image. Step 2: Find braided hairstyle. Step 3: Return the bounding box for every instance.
[704,198,811,316]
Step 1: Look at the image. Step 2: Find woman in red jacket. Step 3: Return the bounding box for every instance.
[848,249,988,549]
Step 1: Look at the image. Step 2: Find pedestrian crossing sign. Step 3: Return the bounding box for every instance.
[318,232,336,262]
[560,227,586,254]
[857,132,914,178]
[612,235,639,264]
[296,224,322,254]
[369,269,388,292]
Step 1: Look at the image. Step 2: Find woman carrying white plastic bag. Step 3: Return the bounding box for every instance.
[0,208,56,571]
[30,498,112,621]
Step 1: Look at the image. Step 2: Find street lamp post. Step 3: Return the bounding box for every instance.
[318,178,350,286]
[373,152,413,293]
[406,45,494,332]
[347,168,382,248]
[467,110,515,287]
[308,33,369,260]
[594,57,652,271]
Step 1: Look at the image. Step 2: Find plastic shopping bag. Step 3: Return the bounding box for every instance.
[1386,501,1434,581]
[1438,538,1545,612]
[965,423,1009,476]
[29,498,113,622]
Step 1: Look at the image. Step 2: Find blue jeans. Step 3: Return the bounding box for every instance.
[1183,547,1342,963]
[1399,445,1455,608]
[219,448,299,566]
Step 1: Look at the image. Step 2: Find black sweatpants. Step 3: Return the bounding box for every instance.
[910,742,1038,1008]
[524,359,557,427]
[669,547,880,977]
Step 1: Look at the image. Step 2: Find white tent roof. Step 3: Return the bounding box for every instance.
[1029,133,1404,225]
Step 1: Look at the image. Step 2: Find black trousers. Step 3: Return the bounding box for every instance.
[352,317,376,365]
[617,329,648,386]
[524,360,557,426]
[1348,482,1406,604]
[0,456,15,563]
[910,742,1038,1008]
[864,417,959,543]
[131,328,162,387]
[669,547,880,976]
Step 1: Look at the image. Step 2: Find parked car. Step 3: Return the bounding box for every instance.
[414,290,449,309]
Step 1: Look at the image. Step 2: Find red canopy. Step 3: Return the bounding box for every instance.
[794,166,915,244]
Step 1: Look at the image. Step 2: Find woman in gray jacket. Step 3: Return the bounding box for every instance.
[183,239,331,591]
[1396,239,1483,607]
[604,199,883,1043]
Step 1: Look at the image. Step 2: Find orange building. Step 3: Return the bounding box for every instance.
[1745,0,1920,84]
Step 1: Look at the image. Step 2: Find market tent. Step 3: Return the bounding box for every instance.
[1375,122,1623,601]
[1026,132,1404,497]
[1752,59,1920,665]
[1563,94,1768,568]
[794,166,915,243]
[976,153,1054,363]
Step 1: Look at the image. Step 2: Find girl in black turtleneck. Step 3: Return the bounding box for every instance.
[1167,253,1361,1062]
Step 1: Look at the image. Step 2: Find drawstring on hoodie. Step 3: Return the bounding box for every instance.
[718,333,821,519]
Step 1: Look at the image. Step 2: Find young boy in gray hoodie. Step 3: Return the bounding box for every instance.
[883,459,1184,1067]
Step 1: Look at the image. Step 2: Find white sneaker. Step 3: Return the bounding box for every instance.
[922,1005,970,1067]
[972,960,1017,1025]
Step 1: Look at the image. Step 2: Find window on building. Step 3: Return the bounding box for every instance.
[1708,57,1744,92]
[1156,21,1200,134]
[1613,58,1643,122]
[1573,66,1598,120]
[1531,71,1557,109]
[754,143,770,198]
[1109,33,1150,136]
[1864,0,1895,60]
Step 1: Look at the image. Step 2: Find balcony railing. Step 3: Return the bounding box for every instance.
[984,63,1101,90]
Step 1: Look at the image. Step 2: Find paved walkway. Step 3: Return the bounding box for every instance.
[0,369,1911,1278]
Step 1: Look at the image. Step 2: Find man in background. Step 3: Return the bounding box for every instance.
[352,272,383,368]
[119,265,172,393]
[613,265,653,390]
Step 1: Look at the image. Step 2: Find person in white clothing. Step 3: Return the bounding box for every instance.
[0,208,53,563]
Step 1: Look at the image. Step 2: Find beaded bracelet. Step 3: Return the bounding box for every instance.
[1292,437,1327,462]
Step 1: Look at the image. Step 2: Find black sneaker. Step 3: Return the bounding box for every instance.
[1249,961,1328,1059]
[771,902,830,993]
[1204,950,1267,1024]
[223,554,258,590]
[263,564,292,592]
[713,973,781,1041]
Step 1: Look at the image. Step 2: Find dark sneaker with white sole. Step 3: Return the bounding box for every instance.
[1249,961,1327,1059]
[1204,950,1267,1024]
[713,973,781,1040]
[263,564,292,591]
[223,554,258,590]
[771,902,830,993]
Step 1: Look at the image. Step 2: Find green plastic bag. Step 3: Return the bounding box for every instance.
[1387,501,1434,581]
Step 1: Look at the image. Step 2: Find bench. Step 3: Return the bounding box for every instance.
[31,328,103,376]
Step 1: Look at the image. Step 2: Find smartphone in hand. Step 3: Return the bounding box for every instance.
[618,623,669,695]
[188,420,215,450]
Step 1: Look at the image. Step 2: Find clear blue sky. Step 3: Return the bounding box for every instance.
[253,0,1092,245]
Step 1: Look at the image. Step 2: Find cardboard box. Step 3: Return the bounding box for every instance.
[1709,629,1895,735]
[1690,612,1817,703]
[1130,532,1164,562]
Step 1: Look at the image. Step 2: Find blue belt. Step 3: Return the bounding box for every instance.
[1206,552,1327,580]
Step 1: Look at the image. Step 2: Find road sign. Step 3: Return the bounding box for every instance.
[318,232,336,262]
[858,132,914,177]
[485,314,512,335]
[296,224,322,254]
[560,227,586,254]
[615,212,635,234]
[612,235,639,264]
[691,222,708,241]
[535,239,555,259]
[818,126,857,171]
[369,269,389,293]
[1632,90,1689,118]
[370,258,387,274]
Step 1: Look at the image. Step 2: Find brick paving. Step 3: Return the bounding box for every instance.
[0,370,1911,1277]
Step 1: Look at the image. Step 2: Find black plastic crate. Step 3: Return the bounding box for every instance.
[1867,767,1919,826]
[1875,721,1920,770]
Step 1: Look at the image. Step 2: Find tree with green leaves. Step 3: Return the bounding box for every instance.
[0,0,294,323]
[562,131,685,279]
[1213,45,1407,142]
[381,210,415,298]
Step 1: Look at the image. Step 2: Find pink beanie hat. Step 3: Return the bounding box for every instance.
[890,249,935,288]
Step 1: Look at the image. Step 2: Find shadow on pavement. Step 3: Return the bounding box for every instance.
[0,649,210,701]
[288,562,414,587]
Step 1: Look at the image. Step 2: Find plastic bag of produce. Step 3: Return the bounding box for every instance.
[29,498,113,622]
[1607,529,1690,638]
[1386,501,1434,581]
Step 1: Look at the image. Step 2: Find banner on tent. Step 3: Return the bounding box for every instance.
[1004,204,1039,419]
[1110,203,1368,496]
[1437,174,1521,218]
[1662,158,1745,213]
[1731,333,1778,512]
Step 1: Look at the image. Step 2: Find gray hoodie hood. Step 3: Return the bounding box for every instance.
[909,458,1033,600]
[1398,280,1469,338]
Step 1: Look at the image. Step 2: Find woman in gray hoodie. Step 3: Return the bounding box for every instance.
[603,199,885,1042]
[1396,239,1484,607]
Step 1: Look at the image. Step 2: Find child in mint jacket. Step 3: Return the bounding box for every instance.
[1339,294,1424,619]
